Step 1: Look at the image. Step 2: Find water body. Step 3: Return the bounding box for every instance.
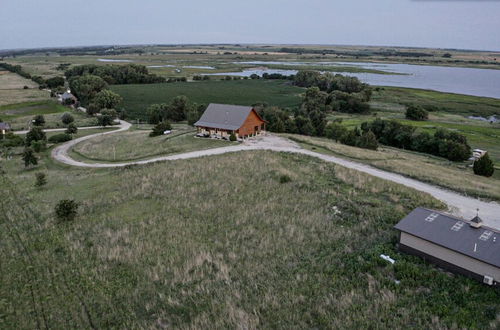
[147,65,176,68]
[183,65,215,70]
[209,61,500,99]
[97,58,134,63]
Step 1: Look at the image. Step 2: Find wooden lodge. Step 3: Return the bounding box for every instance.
[194,104,266,139]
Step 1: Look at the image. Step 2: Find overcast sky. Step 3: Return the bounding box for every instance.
[1,0,499,50]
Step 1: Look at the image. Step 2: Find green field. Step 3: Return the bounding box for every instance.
[372,87,500,117]
[112,80,303,120]
[2,144,499,329]
[71,125,231,162]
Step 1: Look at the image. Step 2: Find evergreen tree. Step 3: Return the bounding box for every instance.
[22,147,37,167]
[473,153,495,177]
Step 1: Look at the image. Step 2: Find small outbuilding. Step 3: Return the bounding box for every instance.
[0,122,11,136]
[59,90,77,105]
[194,103,266,139]
[394,207,500,286]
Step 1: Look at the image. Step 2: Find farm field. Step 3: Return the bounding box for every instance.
[0,101,96,130]
[285,134,500,201]
[71,125,230,162]
[0,70,50,105]
[111,80,303,120]
[2,145,500,329]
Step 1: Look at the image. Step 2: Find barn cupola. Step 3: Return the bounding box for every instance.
[469,209,483,229]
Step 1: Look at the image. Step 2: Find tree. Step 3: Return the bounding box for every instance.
[45,76,65,89]
[294,116,314,136]
[61,112,74,125]
[25,127,46,146]
[55,199,79,222]
[473,153,495,177]
[90,89,123,111]
[167,96,191,121]
[406,105,428,121]
[66,123,78,135]
[22,147,37,167]
[32,115,45,126]
[68,74,107,105]
[302,87,328,113]
[150,121,172,137]
[35,172,47,187]
[308,110,327,136]
[147,103,168,124]
[97,109,117,127]
[357,130,379,150]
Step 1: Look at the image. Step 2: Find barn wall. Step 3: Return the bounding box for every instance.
[238,110,265,137]
[400,232,500,283]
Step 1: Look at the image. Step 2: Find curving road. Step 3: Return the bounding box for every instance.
[51,121,500,229]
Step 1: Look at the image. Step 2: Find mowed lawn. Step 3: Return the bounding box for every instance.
[2,149,499,329]
[71,125,230,162]
[111,80,303,120]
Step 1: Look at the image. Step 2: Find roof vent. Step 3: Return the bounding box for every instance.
[470,209,483,229]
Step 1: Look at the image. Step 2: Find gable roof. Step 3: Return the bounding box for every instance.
[194,103,261,131]
[395,207,500,267]
[61,91,75,100]
[0,122,11,130]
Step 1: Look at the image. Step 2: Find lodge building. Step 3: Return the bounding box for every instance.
[194,103,266,139]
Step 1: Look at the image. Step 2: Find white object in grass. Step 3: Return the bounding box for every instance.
[380,254,395,264]
[163,130,172,135]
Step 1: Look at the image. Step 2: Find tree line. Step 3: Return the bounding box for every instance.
[65,64,165,84]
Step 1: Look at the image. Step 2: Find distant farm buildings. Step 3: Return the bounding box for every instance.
[0,122,11,136]
[58,90,77,105]
[395,208,499,286]
[195,103,266,140]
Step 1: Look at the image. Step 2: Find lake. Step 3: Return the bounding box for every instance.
[207,61,500,99]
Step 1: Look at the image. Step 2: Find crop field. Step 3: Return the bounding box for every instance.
[0,70,38,89]
[111,80,303,120]
[285,134,500,201]
[0,70,49,106]
[2,146,499,329]
[72,125,230,162]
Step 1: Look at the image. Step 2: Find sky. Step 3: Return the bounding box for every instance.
[1,0,500,51]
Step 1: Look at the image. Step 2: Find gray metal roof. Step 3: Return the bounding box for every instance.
[0,122,11,130]
[61,91,75,99]
[194,103,255,130]
[395,207,500,267]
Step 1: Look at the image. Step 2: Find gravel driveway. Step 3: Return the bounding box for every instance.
[51,123,500,229]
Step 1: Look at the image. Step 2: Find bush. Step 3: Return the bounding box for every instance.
[229,132,237,141]
[150,121,172,137]
[48,133,72,143]
[55,199,79,222]
[66,123,78,135]
[0,133,24,147]
[34,172,47,187]
[279,174,291,184]
[357,130,378,150]
[406,105,428,121]
[32,114,45,126]
[61,112,74,125]
[473,153,495,177]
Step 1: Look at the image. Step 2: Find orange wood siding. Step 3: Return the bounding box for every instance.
[238,109,265,137]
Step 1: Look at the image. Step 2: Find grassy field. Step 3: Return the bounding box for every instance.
[0,70,50,106]
[372,87,500,117]
[0,100,97,130]
[284,134,500,201]
[72,125,230,162]
[111,80,303,120]
[2,145,499,329]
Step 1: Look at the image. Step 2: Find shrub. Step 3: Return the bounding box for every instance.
[55,199,79,222]
[473,153,495,177]
[61,112,74,125]
[150,121,172,137]
[48,133,72,143]
[279,174,291,184]
[357,130,378,150]
[66,123,78,135]
[405,105,428,121]
[229,132,237,142]
[32,114,45,126]
[34,172,47,187]
[0,133,24,147]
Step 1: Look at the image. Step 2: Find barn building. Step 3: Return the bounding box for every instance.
[194,104,266,139]
[394,208,500,286]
